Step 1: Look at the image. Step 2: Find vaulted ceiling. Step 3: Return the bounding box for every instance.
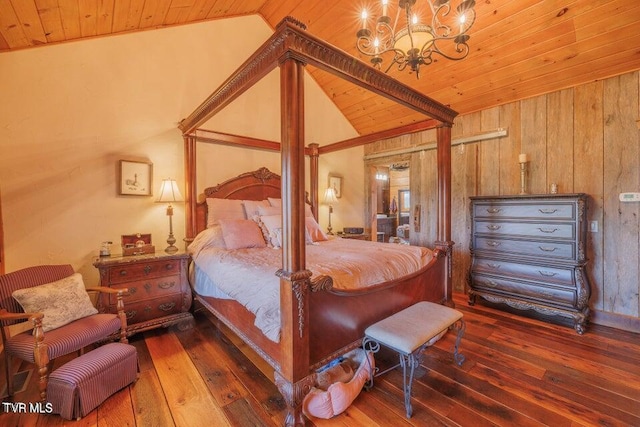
[2,0,639,136]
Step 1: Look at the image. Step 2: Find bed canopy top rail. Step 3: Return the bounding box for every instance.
[179,17,456,136]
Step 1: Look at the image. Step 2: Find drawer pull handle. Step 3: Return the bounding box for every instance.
[538,227,558,233]
[159,302,176,312]
[165,263,174,270]
[128,287,137,295]
[487,263,501,269]
[485,280,498,288]
[144,283,152,292]
[538,246,558,252]
[486,225,501,231]
[486,241,501,247]
[119,270,127,276]
[539,270,558,277]
[539,208,558,214]
[125,310,137,319]
[486,208,502,214]
[159,281,175,289]
[144,265,152,275]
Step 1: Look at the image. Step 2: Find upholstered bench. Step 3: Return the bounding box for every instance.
[48,342,138,420]
[362,301,465,418]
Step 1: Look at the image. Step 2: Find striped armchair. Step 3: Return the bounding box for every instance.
[0,265,128,401]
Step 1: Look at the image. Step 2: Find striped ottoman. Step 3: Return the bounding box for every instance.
[48,342,138,420]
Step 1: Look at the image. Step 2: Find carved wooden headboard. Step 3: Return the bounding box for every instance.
[195,167,281,234]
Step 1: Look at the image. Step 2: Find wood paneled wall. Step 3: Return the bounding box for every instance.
[364,70,640,324]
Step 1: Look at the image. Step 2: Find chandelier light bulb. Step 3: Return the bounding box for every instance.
[412,13,418,25]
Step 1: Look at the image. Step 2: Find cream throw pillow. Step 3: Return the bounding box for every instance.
[12,273,98,332]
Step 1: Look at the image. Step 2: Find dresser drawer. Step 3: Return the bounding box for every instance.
[472,258,574,286]
[471,274,575,307]
[473,202,576,220]
[474,236,575,260]
[108,275,181,305]
[474,221,575,240]
[115,294,184,325]
[106,259,181,284]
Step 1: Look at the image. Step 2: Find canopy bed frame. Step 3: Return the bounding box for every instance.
[178,17,457,426]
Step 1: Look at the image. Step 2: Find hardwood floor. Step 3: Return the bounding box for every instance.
[1,293,639,426]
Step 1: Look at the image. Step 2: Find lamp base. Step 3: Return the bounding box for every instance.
[165,231,178,254]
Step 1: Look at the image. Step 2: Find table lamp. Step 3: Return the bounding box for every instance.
[323,187,339,235]
[156,179,183,253]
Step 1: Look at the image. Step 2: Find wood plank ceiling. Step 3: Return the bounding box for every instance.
[2,0,639,136]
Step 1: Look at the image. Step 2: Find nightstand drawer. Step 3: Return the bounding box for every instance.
[107,259,181,284]
[473,202,576,220]
[108,275,181,305]
[473,258,574,286]
[472,274,575,307]
[474,236,575,260]
[474,221,575,240]
[117,294,185,325]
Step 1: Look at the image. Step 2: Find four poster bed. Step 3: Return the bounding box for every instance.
[178,17,457,426]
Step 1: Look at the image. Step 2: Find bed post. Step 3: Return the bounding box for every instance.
[275,50,314,426]
[184,134,197,242]
[435,122,454,305]
[308,143,319,218]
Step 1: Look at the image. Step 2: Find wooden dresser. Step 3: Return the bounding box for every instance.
[468,194,591,334]
[94,251,194,335]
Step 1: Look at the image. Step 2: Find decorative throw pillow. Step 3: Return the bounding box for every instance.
[206,198,246,228]
[259,214,283,248]
[12,273,98,332]
[219,219,267,250]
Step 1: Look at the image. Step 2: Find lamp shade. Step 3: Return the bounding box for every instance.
[323,187,339,205]
[156,179,183,203]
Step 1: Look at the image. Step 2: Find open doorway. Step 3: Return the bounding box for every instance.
[373,161,410,242]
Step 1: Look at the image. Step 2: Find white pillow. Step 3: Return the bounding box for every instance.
[242,200,270,218]
[12,273,98,332]
[258,205,281,216]
[268,197,281,207]
[265,199,313,217]
[188,226,226,256]
[306,216,328,242]
[206,198,246,228]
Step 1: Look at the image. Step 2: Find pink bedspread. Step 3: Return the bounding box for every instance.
[191,237,433,342]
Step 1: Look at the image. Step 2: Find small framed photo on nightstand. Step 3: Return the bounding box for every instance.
[119,160,152,196]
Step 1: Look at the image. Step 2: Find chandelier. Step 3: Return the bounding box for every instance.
[356,0,476,78]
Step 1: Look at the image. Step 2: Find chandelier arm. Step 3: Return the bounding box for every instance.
[422,41,471,61]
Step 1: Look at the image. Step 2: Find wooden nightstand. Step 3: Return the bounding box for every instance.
[337,232,371,241]
[93,251,194,336]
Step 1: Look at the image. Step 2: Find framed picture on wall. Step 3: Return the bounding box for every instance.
[328,174,343,198]
[119,160,153,196]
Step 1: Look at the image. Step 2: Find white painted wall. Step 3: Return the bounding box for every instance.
[0,16,362,281]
